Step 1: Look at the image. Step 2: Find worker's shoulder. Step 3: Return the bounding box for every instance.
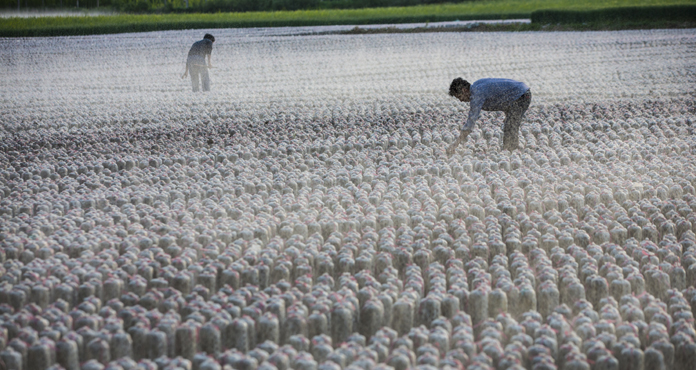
[473,78,521,86]
[193,39,213,46]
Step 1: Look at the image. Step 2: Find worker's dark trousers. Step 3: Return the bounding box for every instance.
[502,90,532,151]
[190,65,210,92]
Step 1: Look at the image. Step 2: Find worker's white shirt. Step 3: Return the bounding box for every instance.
[463,78,530,131]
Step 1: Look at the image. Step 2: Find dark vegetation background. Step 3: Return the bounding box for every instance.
[1,0,475,13]
[1,0,694,37]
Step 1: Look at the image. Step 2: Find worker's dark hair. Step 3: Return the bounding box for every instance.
[204,34,215,42]
[449,77,470,96]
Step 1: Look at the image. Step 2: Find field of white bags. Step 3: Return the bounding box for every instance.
[0,28,695,370]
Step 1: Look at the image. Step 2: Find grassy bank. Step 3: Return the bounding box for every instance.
[1,0,695,37]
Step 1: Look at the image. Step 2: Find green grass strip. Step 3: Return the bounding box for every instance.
[1,0,695,37]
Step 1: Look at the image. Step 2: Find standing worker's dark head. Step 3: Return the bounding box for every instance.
[204,33,215,42]
[449,77,471,102]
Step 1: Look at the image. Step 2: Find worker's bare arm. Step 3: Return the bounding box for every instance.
[181,64,188,79]
[446,112,475,156]
[207,54,213,68]
[446,130,470,156]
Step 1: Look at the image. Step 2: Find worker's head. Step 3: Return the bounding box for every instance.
[449,78,471,102]
[204,34,215,43]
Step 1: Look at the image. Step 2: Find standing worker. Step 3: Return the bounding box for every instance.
[182,33,215,92]
[447,77,531,154]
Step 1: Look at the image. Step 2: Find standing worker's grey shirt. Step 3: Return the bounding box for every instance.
[187,39,213,69]
[463,78,530,131]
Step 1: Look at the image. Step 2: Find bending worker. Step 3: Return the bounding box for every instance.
[182,33,215,92]
[447,77,531,154]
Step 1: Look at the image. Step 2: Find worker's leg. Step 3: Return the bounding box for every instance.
[201,68,210,92]
[502,90,532,151]
[190,66,200,92]
[502,112,520,151]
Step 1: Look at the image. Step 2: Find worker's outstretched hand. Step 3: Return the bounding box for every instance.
[446,131,469,157]
[446,141,458,157]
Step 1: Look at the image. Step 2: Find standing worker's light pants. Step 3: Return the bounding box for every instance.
[502,90,532,151]
[190,65,210,92]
